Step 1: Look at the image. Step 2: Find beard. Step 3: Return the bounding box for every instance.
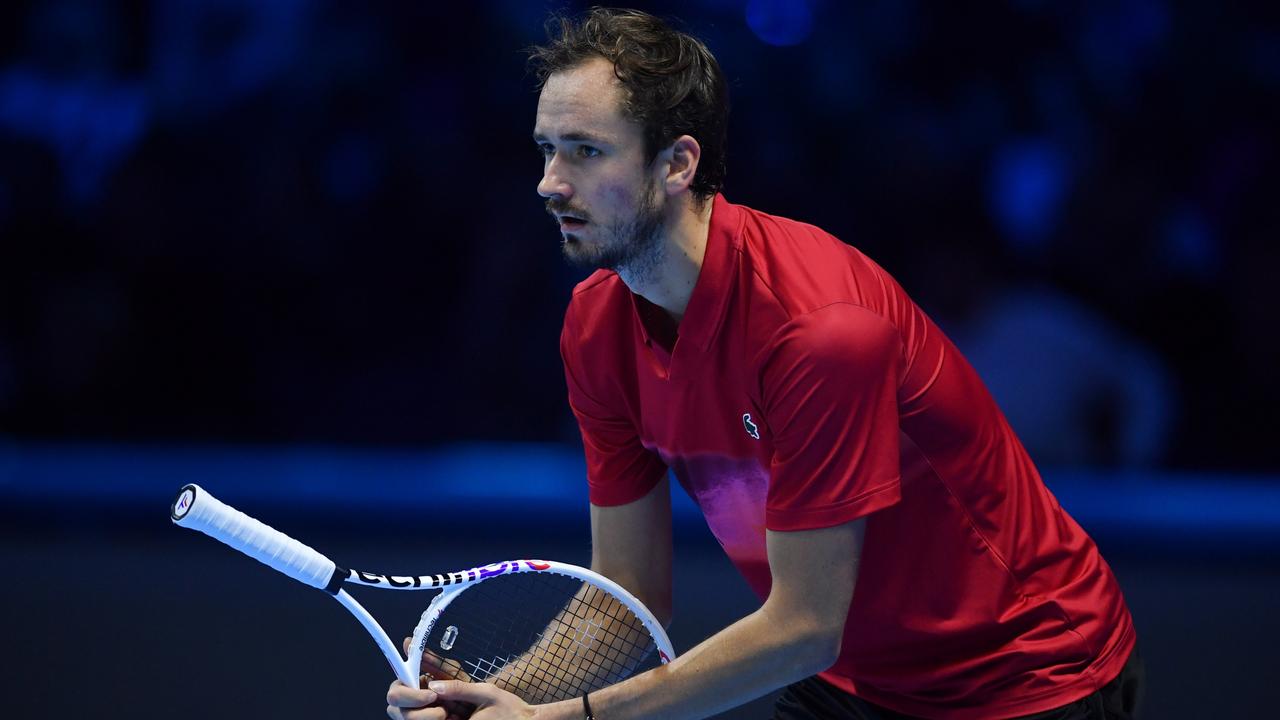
[552,176,665,278]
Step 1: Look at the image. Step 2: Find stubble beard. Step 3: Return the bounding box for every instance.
[559,177,666,284]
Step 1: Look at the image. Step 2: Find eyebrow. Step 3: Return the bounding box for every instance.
[532,131,613,145]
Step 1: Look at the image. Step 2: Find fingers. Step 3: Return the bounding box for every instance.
[387,678,438,709]
[386,705,448,720]
[427,679,503,706]
[436,699,477,720]
[421,651,473,683]
[403,637,473,688]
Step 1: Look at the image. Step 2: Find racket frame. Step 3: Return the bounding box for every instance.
[399,559,675,683]
[170,483,674,693]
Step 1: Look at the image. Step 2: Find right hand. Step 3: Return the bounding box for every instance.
[403,636,475,683]
[393,637,476,719]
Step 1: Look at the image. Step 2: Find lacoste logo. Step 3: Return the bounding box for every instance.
[742,413,760,440]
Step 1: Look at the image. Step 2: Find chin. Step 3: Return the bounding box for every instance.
[561,241,613,272]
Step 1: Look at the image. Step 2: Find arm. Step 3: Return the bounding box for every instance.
[540,518,864,720]
[388,475,674,715]
[589,474,673,627]
[485,476,674,698]
[390,307,884,717]
[398,517,864,720]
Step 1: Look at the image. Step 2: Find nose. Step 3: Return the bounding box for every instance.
[537,156,572,201]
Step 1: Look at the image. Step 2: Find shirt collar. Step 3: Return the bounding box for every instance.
[678,193,742,353]
[627,194,743,367]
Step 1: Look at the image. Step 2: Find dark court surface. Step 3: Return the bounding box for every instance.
[3,511,1278,720]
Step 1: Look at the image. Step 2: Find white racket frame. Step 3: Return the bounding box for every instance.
[170,483,674,690]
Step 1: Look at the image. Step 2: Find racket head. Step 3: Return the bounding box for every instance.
[407,560,672,704]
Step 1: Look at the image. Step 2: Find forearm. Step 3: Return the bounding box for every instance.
[533,600,839,720]
[408,522,863,720]
[589,480,674,627]
[489,584,652,701]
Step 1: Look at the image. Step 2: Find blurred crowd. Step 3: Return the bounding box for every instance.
[1,0,1276,470]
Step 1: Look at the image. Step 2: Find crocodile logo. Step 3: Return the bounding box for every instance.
[742,413,760,440]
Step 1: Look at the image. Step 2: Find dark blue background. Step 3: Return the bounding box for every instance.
[2,1,1278,718]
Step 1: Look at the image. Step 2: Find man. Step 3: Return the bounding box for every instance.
[389,8,1142,720]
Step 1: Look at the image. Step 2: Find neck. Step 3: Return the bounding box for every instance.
[618,196,713,324]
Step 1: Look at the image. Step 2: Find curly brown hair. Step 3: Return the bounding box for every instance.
[527,7,729,205]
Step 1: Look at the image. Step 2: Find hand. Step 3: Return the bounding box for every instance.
[386,680,447,720]
[386,680,533,720]
[425,680,535,720]
[402,636,475,683]
[391,637,476,719]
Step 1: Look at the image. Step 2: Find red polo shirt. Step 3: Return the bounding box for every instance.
[560,195,1136,719]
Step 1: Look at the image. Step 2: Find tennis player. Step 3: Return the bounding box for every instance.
[389,8,1142,720]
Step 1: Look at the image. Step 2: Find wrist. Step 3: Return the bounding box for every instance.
[531,699,582,720]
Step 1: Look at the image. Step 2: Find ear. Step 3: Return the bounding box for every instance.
[658,135,702,197]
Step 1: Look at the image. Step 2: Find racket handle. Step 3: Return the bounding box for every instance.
[171,484,338,592]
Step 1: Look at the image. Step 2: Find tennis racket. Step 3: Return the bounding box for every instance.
[170,483,674,703]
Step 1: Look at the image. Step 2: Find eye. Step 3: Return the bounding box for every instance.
[537,143,555,158]
[578,145,602,158]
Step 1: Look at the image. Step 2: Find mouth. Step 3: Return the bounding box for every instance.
[557,215,588,231]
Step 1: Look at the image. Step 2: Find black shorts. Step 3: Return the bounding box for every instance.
[772,646,1145,720]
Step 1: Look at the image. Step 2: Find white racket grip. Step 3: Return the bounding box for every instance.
[171,484,338,591]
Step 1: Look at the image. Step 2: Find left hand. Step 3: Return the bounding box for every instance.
[387,679,534,720]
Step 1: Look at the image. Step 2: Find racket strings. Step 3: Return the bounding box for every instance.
[510,583,647,704]
[425,573,660,704]
[470,577,652,702]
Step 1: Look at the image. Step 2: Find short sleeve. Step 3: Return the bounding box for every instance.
[759,303,905,531]
[561,307,668,506]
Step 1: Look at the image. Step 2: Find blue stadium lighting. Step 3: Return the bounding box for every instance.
[4,443,1279,549]
[987,138,1068,252]
[745,0,815,47]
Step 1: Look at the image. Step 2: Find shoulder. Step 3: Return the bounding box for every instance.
[563,270,628,338]
[731,201,894,318]
[560,269,637,388]
[571,268,620,298]
[738,204,857,268]
[763,303,905,373]
[753,304,908,430]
